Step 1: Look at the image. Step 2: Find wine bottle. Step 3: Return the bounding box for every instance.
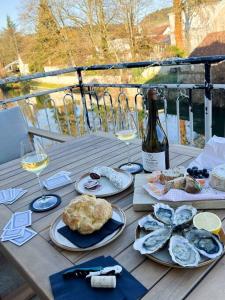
[142,89,169,172]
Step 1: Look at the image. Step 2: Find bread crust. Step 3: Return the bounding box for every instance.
[63,195,112,234]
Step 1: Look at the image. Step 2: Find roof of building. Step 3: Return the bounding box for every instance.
[149,24,169,36]
[190,31,225,57]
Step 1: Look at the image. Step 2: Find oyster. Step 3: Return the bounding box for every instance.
[154,203,174,225]
[138,215,165,231]
[185,228,224,259]
[173,205,197,226]
[133,227,172,255]
[169,235,200,267]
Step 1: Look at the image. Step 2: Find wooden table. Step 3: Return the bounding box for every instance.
[0,134,224,300]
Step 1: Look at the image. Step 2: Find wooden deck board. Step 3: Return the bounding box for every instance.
[0,134,222,300]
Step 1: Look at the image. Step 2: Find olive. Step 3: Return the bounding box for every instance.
[187,168,192,174]
[90,172,101,180]
[193,169,199,176]
[204,172,209,178]
[192,166,198,170]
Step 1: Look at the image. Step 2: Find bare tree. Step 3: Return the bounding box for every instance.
[182,0,216,53]
[56,0,117,61]
[116,0,149,60]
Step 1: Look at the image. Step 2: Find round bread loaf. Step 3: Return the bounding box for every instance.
[63,195,112,234]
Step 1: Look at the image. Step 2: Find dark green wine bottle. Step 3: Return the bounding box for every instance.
[142,89,169,173]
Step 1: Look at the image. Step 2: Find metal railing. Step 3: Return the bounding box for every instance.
[1,55,225,146]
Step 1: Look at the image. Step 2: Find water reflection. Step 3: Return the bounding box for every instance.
[2,85,225,148]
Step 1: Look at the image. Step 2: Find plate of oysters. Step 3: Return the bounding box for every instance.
[133,203,224,268]
[75,166,133,197]
[50,195,126,251]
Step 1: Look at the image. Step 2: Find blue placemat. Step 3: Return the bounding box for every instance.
[58,219,124,248]
[49,256,148,300]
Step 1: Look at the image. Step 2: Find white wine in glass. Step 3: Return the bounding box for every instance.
[21,139,60,212]
[115,110,143,174]
[115,129,137,142]
[21,153,49,174]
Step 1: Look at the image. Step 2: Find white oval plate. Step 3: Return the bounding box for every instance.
[50,205,126,251]
[74,168,133,197]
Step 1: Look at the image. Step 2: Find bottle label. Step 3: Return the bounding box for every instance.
[142,151,166,172]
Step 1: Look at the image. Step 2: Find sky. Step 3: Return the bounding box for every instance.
[0,0,172,31]
[0,0,21,29]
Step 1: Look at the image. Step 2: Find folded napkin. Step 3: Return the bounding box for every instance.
[0,188,27,205]
[58,219,124,248]
[49,256,148,300]
[43,171,72,190]
[92,166,123,189]
[143,181,225,202]
[189,135,225,170]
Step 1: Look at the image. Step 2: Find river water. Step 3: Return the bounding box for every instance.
[1,86,225,147]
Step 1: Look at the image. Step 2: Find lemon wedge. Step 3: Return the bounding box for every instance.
[193,212,222,234]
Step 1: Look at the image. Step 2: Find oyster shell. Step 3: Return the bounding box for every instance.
[138,215,165,231]
[173,205,197,226]
[154,203,174,225]
[185,228,224,259]
[133,227,172,254]
[169,235,200,267]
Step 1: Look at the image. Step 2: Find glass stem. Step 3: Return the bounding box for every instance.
[37,174,45,200]
[125,141,131,165]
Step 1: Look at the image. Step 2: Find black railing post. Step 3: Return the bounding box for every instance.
[77,69,90,130]
[204,63,212,142]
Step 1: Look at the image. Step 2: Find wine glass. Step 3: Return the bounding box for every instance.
[21,138,60,212]
[115,109,143,174]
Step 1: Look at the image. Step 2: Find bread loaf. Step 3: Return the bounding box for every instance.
[63,195,112,234]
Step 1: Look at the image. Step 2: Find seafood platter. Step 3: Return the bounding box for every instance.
[133,203,224,268]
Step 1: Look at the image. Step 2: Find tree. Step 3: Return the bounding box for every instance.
[30,0,61,71]
[173,0,184,51]
[173,0,215,54]
[182,0,214,53]
[58,0,116,62]
[0,16,20,66]
[116,0,149,60]
[95,0,110,59]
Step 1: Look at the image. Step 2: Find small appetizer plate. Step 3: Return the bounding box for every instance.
[75,168,134,197]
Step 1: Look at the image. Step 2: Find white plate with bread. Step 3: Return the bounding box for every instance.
[50,195,126,251]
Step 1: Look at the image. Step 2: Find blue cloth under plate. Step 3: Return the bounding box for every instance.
[58,218,124,248]
[49,256,148,300]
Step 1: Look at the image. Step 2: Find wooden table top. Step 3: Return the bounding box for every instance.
[0,134,223,300]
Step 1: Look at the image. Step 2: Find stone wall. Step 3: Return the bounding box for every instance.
[34,75,121,86]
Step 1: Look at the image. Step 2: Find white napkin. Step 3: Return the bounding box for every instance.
[42,171,72,190]
[143,181,225,202]
[189,135,225,170]
[0,188,27,205]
